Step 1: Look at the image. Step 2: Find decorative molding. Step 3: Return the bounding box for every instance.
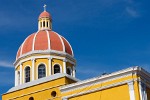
[32,59,35,81]
[60,67,141,93]
[63,61,66,74]
[6,73,79,94]
[14,49,76,67]
[48,57,52,75]
[62,79,135,100]
[15,55,76,70]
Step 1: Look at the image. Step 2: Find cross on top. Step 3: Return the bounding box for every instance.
[43,4,47,11]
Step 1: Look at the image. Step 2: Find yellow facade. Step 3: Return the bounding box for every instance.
[2,6,150,100]
[3,67,150,100]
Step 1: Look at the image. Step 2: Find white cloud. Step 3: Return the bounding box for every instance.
[0,61,13,68]
[126,7,140,18]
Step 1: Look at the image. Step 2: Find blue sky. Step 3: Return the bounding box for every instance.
[0,0,150,98]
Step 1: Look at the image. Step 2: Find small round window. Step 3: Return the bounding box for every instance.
[51,91,57,97]
[29,97,34,100]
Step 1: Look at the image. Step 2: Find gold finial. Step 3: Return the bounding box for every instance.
[43,4,47,11]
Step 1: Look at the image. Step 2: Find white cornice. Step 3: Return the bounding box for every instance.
[6,73,79,94]
[60,66,150,93]
[14,50,76,67]
[62,79,136,100]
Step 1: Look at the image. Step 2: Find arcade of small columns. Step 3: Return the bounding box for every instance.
[15,56,76,86]
[38,18,52,30]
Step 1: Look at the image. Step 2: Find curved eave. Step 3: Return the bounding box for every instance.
[14,50,76,67]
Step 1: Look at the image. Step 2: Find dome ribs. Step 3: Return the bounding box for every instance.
[16,30,73,59]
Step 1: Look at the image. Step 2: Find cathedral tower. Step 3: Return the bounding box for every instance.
[14,5,76,86]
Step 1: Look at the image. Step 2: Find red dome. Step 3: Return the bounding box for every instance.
[39,11,51,19]
[16,30,73,59]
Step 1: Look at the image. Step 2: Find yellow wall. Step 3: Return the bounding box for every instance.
[2,77,76,100]
[69,84,130,100]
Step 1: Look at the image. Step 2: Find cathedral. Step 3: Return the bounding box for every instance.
[2,5,150,100]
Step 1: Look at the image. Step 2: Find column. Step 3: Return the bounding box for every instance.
[48,57,52,76]
[128,81,135,100]
[20,63,22,84]
[139,81,148,100]
[72,66,76,77]
[32,58,35,81]
[63,59,67,74]
[15,70,18,86]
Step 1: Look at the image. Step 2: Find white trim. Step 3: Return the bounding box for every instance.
[32,58,35,81]
[62,79,134,100]
[15,55,76,69]
[72,66,76,77]
[60,67,140,93]
[46,30,51,50]
[14,49,75,66]
[32,31,39,51]
[63,59,67,74]
[128,81,135,100]
[20,64,22,85]
[36,62,47,79]
[15,70,17,86]
[53,31,65,52]
[139,80,143,100]
[6,73,79,94]
[53,63,62,74]
[48,57,52,75]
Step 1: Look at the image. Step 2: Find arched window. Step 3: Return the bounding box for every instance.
[43,21,45,27]
[38,64,46,79]
[67,67,72,75]
[47,21,49,27]
[18,71,20,85]
[25,66,30,83]
[54,65,60,74]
